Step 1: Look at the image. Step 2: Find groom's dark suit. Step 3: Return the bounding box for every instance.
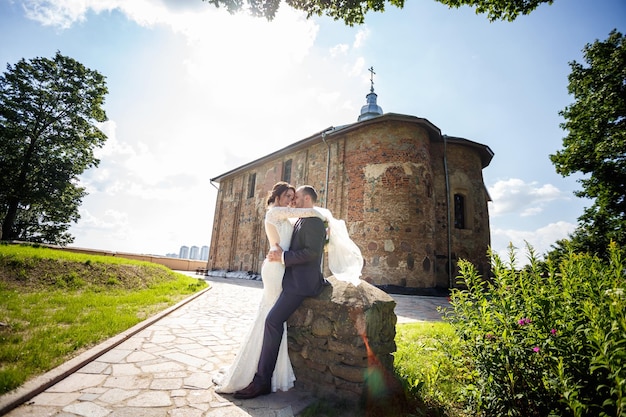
[234,216,327,399]
[282,217,328,296]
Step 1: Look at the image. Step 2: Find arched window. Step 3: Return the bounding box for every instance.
[247,173,256,198]
[282,159,292,183]
[454,193,466,229]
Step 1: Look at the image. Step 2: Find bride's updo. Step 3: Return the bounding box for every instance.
[266,181,295,206]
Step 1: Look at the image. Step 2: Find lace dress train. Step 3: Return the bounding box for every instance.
[212,260,294,393]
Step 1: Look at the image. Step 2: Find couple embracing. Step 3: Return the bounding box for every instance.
[213,182,363,399]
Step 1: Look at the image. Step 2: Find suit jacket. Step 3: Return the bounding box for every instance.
[282,216,327,296]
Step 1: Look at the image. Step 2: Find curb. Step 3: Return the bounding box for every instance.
[0,285,212,416]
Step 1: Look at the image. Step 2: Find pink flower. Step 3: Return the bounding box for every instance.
[551,328,557,335]
[533,346,540,353]
[518,318,532,326]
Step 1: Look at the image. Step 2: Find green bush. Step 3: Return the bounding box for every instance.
[444,242,625,417]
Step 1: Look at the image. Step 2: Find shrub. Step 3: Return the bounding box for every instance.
[444,242,625,417]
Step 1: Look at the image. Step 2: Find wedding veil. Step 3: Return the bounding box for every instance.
[314,207,364,286]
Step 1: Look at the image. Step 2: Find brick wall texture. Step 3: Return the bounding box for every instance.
[208,114,493,289]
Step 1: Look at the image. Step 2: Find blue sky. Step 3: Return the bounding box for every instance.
[1,0,624,264]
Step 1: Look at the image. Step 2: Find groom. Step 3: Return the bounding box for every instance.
[234,185,328,399]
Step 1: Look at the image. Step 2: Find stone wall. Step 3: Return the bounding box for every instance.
[287,277,398,405]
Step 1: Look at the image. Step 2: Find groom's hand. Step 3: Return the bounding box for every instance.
[267,244,284,262]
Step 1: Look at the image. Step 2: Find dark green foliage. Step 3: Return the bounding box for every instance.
[445,243,626,416]
[436,0,553,21]
[549,30,626,261]
[0,52,108,245]
[202,0,552,26]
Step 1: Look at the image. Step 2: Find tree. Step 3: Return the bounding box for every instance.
[0,52,108,245]
[202,0,553,26]
[549,30,626,259]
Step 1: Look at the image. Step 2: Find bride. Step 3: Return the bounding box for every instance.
[213,181,364,394]
[213,181,323,393]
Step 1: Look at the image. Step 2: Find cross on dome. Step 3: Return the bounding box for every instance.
[368,66,376,93]
[358,66,383,122]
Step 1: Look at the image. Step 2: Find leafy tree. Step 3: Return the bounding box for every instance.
[0,52,108,245]
[434,0,553,22]
[202,0,554,26]
[549,30,626,260]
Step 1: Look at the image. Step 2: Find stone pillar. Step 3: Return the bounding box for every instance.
[287,276,398,404]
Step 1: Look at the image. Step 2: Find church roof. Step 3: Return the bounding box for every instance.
[210,113,494,183]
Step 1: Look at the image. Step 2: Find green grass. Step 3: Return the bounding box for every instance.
[394,321,470,416]
[0,243,207,394]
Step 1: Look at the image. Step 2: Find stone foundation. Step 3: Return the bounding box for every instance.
[287,276,398,404]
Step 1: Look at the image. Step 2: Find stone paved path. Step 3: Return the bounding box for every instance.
[0,274,450,417]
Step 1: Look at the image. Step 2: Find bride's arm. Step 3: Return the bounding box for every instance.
[264,221,281,250]
[266,206,325,222]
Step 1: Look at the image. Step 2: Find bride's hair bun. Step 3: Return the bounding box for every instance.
[267,181,294,206]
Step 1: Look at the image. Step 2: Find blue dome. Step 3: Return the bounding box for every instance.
[358,92,383,122]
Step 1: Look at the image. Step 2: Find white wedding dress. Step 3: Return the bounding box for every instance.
[213,205,322,394]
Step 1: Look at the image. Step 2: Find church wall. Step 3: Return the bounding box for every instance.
[332,121,438,288]
[429,142,453,288]
[430,140,491,286]
[208,177,239,271]
[208,117,491,289]
[446,143,491,278]
[208,175,260,272]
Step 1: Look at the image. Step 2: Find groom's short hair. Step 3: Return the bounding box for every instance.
[298,185,318,203]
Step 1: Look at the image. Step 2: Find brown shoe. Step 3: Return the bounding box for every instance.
[233,380,271,399]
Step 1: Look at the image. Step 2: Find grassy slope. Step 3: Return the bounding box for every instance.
[0,243,207,394]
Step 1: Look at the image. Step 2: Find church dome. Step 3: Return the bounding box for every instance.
[358,91,383,121]
[358,66,383,122]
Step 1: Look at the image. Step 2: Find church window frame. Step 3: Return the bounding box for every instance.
[282,159,292,183]
[247,173,256,199]
[454,193,466,229]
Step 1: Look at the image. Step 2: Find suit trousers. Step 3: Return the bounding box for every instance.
[256,291,307,382]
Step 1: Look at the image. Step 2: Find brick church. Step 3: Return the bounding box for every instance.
[207,72,494,290]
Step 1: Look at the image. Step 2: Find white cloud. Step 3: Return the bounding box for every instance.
[72,206,133,251]
[488,178,568,217]
[23,0,89,29]
[94,121,135,158]
[353,27,369,48]
[490,220,576,266]
[75,207,128,231]
[349,56,365,77]
[521,206,543,217]
[23,0,138,29]
[330,43,349,57]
